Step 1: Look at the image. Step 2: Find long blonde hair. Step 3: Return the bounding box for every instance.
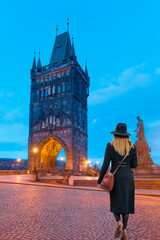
[110,135,134,156]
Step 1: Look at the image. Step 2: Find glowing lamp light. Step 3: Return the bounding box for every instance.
[60,156,64,161]
[96,161,99,165]
[17,158,21,162]
[33,148,38,153]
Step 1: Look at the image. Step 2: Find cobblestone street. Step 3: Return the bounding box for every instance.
[0,183,159,240]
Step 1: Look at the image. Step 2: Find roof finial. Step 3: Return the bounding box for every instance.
[56,24,58,36]
[67,18,69,32]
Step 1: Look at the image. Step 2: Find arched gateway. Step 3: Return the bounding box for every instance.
[28,29,90,171]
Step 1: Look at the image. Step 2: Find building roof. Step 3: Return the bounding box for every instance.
[49,31,72,64]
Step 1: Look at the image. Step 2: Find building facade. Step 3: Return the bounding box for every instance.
[28,31,90,171]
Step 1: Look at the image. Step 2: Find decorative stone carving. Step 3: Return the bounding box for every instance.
[135,116,153,168]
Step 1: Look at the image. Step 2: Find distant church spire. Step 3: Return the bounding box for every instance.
[70,36,76,58]
[37,52,42,68]
[85,58,89,77]
[32,52,36,69]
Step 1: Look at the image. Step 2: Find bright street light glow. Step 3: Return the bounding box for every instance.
[33,148,38,153]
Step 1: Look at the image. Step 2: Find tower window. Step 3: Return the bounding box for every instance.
[41,89,44,98]
[62,84,65,92]
[49,116,52,124]
[52,85,55,94]
[45,88,48,96]
[58,85,61,93]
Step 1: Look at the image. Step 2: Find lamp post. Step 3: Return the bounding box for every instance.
[17,158,21,173]
[33,147,38,171]
[60,156,64,170]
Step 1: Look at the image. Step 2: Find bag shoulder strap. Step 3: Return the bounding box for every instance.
[112,146,132,176]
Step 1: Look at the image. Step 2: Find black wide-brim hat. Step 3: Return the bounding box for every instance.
[110,123,131,136]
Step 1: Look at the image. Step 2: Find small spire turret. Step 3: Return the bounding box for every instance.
[70,36,76,58]
[32,52,36,69]
[37,52,42,68]
[85,58,89,77]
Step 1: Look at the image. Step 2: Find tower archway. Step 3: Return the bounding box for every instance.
[37,136,67,170]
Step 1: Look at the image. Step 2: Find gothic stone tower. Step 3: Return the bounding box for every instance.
[28,31,90,171]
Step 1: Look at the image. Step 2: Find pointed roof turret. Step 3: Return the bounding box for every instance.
[85,59,89,77]
[70,37,76,58]
[32,52,36,69]
[37,52,42,68]
[49,31,71,64]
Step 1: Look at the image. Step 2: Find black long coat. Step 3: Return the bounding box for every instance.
[97,142,138,214]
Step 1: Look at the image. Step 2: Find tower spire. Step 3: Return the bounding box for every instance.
[37,52,42,68]
[32,52,36,69]
[70,36,76,58]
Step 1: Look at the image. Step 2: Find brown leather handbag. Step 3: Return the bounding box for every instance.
[100,147,132,192]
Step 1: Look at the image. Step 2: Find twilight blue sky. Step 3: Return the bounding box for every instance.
[0,0,160,165]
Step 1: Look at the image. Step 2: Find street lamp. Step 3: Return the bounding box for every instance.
[17,158,21,172]
[33,147,38,171]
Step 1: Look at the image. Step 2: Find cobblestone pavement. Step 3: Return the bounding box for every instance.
[0,184,160,240]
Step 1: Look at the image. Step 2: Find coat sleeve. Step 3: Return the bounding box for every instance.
[97,143,111,184]
[130,144,138,168]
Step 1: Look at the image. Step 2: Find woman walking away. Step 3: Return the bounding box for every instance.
[97,123,138,240]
